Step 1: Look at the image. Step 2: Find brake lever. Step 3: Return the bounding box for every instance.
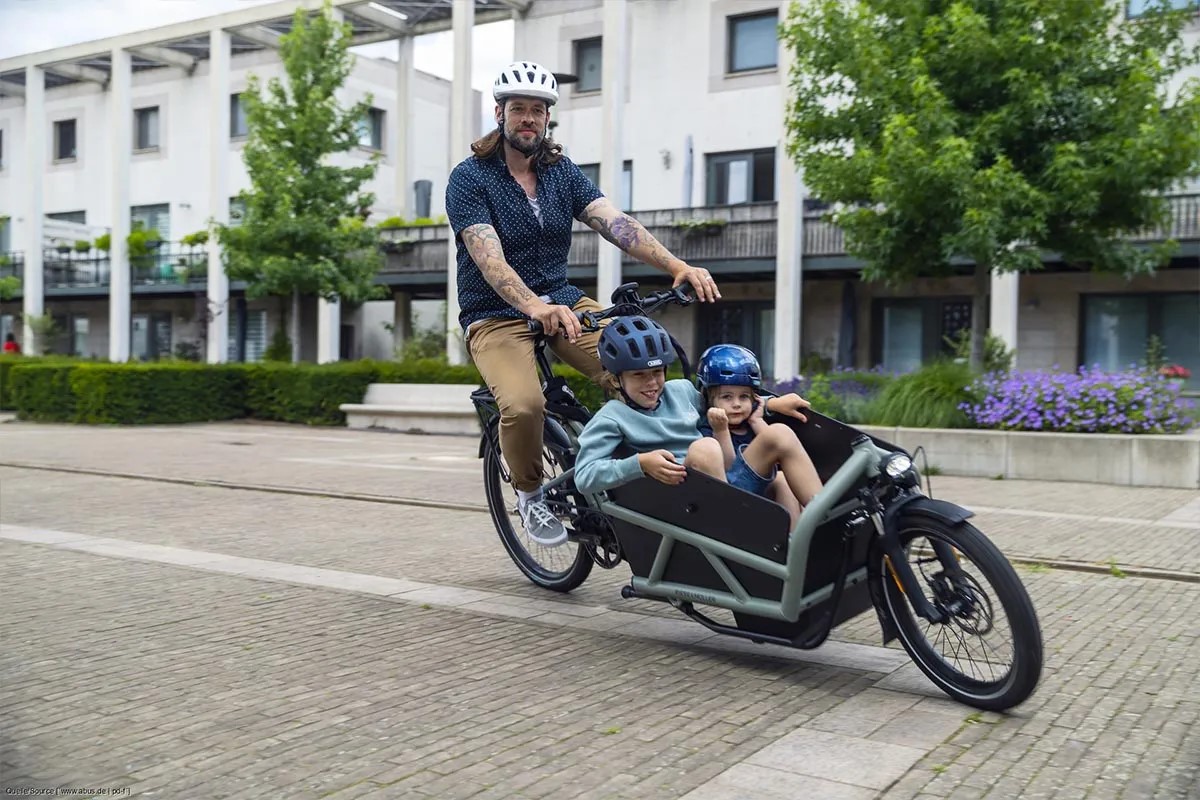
[579,310,601,332]
[673,286,696,306]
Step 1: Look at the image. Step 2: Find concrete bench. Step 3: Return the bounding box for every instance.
[340,383,481,436]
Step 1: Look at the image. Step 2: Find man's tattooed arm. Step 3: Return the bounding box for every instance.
[461,224,537,312]
[580,197,681,275]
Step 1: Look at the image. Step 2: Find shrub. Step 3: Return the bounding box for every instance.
[10,364,79,421]
[944,329,1015,374]
[11,362,246,424]
[865,360,976,428]
[1,355,82,410]
[962,367,1197,434]
[769,367,896,424]
[263,328,292,362]
[8,357,616,427]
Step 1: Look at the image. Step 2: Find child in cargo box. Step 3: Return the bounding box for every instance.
[572,316,822,528]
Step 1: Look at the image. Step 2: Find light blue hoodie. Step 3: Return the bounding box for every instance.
[573,379,706,495]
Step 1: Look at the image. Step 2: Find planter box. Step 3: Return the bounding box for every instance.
[856,425,1200,489]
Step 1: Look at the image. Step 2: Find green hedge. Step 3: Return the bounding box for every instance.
[1,355,83,410]
[8,357,615,426]
[11,362,247,424]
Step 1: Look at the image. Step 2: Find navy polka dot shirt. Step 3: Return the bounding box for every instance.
[446,150,604,331]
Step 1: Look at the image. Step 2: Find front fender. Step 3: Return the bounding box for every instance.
[883,495,974,531]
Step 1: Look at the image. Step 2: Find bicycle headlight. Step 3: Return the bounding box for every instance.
[882,453,918,486]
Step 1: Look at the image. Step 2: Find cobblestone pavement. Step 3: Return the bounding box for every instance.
[3,420,1198,574]
[2,420,1199,799]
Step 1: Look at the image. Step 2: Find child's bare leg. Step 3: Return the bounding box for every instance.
[741,424,823,505]
[767,473,802,529]
[684,438,727,481]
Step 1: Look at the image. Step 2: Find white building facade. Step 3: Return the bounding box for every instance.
[0,0,495,363]
[509,0,1200,388]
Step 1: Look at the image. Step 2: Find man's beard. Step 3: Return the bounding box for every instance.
[503,123,544,155]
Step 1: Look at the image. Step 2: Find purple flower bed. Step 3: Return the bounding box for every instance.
[961,366,1197,434]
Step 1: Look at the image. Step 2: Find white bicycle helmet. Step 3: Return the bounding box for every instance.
[493,60,559,106]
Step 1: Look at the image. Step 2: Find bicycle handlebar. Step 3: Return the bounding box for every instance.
[525,283,695,335]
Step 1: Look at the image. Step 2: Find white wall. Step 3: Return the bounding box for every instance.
[516,0,783,212]
[0,47,467,251]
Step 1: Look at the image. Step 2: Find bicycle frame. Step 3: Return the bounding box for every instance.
[544,435,892,623]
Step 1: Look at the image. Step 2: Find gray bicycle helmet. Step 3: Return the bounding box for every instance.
[598,315,677,373]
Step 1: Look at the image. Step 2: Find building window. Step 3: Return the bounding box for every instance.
[0,129,5,170]
[228,309,268,363]
[700,301,777,381]
[130,204,169,241]
[574,37,602,92]
[230,94,248,138]
[728,11,779,73]
[872,298,974,373]
[47,210,87,225]
[1127,0,1198,18]
[578,161,633,211]
[1082,292,1199,389]
[0,216,10,252]
[134,106,160,151]
[54,119,77,161]
[70,315,89,357]
[229,197,247,228]
[132,311,172,362]
[706,149,775,205]
[357,107,385,151]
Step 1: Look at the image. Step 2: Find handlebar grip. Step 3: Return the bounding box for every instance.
[527,309,590,335]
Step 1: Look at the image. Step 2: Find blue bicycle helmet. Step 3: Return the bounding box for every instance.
[598,315,677,373]
[697,344,762,390]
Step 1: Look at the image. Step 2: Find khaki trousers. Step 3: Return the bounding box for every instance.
[467,297,613,492]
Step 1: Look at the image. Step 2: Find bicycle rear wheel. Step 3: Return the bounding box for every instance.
[483,438,593,592]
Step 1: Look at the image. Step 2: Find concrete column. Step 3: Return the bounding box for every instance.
[772,31,803,382]
[445,0,473,365]
[393,290,413,355]
[394,34,415,219]
[21,66,45,353]
[207,27,232,363]
[596,0,628,305]
[317,296,341,363]
[109,47,132,362]
[989,270,1019,358]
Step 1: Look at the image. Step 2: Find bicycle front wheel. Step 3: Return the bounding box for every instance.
[881,518,1043,711]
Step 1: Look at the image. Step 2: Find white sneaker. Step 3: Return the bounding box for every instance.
[517,491,569,547]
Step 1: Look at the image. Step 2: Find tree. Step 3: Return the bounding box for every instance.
[782,0,1200,370]
[215,0,382,363]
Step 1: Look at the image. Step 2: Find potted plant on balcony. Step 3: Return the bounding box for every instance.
[673,217,727,237]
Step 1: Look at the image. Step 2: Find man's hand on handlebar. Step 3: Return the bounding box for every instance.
[670,263,722,303]
[527,300,583,342]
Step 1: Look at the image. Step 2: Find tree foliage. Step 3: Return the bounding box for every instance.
[782,0,1200,365]
[215,1,382,306]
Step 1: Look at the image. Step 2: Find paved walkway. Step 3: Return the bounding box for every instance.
[1,420,1198,799]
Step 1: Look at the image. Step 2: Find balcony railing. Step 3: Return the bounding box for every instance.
[0,251,22,282]
[38,243,210,289]
[382,193,1198,277]
[4,194,1194,294]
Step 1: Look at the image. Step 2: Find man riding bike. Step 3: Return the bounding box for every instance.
[446,59,722,547]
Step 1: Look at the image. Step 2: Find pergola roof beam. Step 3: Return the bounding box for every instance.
[129,45,199,74]
[44,62,109,86]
